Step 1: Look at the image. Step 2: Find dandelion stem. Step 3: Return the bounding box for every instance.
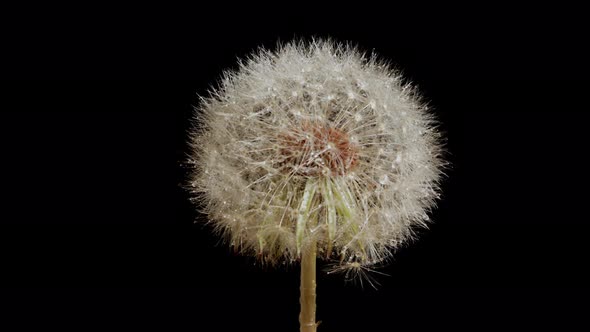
[299,239,318,332]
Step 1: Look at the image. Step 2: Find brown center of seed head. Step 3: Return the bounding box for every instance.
[278,122,359,176]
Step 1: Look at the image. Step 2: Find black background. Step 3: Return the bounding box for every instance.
[2,6,589,331]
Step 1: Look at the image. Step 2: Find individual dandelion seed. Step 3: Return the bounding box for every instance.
[188,39,445,332]
[325,261,390,290]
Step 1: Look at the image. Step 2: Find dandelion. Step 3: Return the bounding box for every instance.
[188,39,445,331]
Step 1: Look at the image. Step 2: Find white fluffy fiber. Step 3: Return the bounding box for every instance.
[189,40,444,272]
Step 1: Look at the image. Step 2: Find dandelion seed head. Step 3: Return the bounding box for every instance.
[189,39,445,272]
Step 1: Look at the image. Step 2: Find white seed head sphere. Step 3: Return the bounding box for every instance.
[189,40,444,271]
